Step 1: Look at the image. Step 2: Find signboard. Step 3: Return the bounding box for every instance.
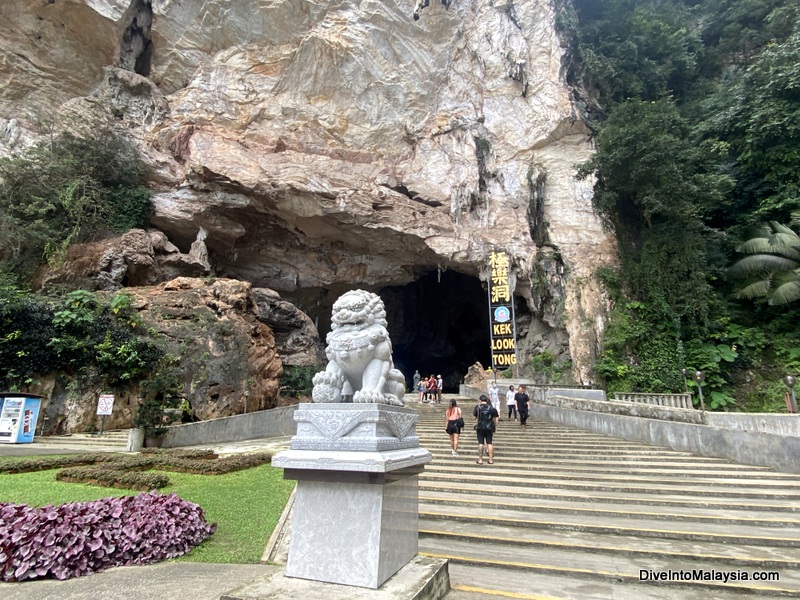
[487,251,517,370]
[97,394,115,416]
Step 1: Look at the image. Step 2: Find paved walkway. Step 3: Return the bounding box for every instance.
[6,398,799,599]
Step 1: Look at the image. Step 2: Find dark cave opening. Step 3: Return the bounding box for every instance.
[381,270,492,392]
[287,270,492,393]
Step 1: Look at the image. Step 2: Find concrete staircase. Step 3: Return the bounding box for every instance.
[29,429,131,452]
[413,401,800,599]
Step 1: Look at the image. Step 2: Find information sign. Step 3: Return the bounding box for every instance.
[97,394,115,416]
[487,251,517,370]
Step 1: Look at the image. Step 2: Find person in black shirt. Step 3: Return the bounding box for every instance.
[473,394,499,464]
[515,385,530,430]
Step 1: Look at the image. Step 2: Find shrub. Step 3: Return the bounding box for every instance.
[0,286,164,393]
[56,467,169,490]
[139,448,217,460]
[0,450,271,488]
[0,127,151,277]
[153,452,273,475]
[0,456,100,475]
[279,365,317,398]
[0,492,216,582]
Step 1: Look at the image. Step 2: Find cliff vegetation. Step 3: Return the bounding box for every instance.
[563,0,800,410]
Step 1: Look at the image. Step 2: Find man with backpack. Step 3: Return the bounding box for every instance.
[473,394,499,464]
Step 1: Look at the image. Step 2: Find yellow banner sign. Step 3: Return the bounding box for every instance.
[487,251,517,371]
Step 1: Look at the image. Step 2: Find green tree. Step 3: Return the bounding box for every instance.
[568,0,703,107]
[0,127,151,276]
[579,98,731,332]
[725,25,800,222]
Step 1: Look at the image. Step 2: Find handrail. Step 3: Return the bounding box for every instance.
[613,392,693,409]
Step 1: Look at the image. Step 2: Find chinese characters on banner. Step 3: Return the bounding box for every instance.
[487,251,517,370]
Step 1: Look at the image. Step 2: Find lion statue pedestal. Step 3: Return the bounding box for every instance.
[273,291,431,589]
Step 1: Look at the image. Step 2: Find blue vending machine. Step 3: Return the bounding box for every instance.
[0,393,44,444]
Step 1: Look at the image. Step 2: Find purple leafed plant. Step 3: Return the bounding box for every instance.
[0,491,217,582]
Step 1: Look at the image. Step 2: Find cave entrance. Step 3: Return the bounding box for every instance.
[380,270,491,392]
[286,270,492,393]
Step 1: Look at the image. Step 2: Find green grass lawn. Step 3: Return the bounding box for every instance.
[0,461,295,564]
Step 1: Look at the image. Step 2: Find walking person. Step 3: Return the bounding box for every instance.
[488,381,500,417]
[515,385,530,430]
[445,399,463,456]
[473,394,499,464]
[506,385,518,421]
[427,375,438,403]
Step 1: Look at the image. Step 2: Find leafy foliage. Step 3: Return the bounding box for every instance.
[0,127,151,276]
[526,351,570,384]
[0,450,273,492]
[279,365,318,398]
[0,492,216,582]
[571,0,800,406]
[57,467,170,491]
[0,285,163,392]
[568,0,704,106]
[729,216,800,304]
[134,359,183,437]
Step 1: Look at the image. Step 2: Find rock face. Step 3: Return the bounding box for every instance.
[252,287,325,367]
[32,228,209,292]
[129,277,283,422]
[33,277,282,434]
[0,0,617,385]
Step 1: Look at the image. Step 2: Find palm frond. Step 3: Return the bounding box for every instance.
[728,254,800,277]
[735,279,772,300]
[769,280,800,305]
[769,221,799,237]
[736,238,776,254]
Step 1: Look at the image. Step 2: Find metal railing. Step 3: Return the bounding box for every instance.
[613,392,693,409]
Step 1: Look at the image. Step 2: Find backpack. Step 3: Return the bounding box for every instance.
[477,403,495,431]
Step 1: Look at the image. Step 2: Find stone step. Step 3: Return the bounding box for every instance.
[420,471,800,500]
[424,544,800,597]
[422,463,800,489]
[28,431,130,451]
[445,563,742,600]
[419,490,800,527]
[413,405,800,599]
[419,521,800,569]
[419,505,800,547]
[419,480,800,512]
[35,431,129,442]
[423,454,797,479]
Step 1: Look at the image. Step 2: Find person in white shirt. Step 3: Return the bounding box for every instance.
[488,381,501,416]
[506,385,517,421]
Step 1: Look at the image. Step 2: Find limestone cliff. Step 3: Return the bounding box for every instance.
[1,0,616,384]
[33,277,282,434]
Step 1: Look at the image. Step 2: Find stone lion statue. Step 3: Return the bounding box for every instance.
[312,290,406,406]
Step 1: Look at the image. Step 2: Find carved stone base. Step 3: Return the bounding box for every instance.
[290,403,420,452]
[273,405,431,589]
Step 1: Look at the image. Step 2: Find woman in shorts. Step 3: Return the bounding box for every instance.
[445,399,463,456]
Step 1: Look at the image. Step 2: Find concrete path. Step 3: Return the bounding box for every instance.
[413,401,800,599]
[4,398,800,599]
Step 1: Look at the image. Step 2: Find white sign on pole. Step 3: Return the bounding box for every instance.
[97,394,115,416]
